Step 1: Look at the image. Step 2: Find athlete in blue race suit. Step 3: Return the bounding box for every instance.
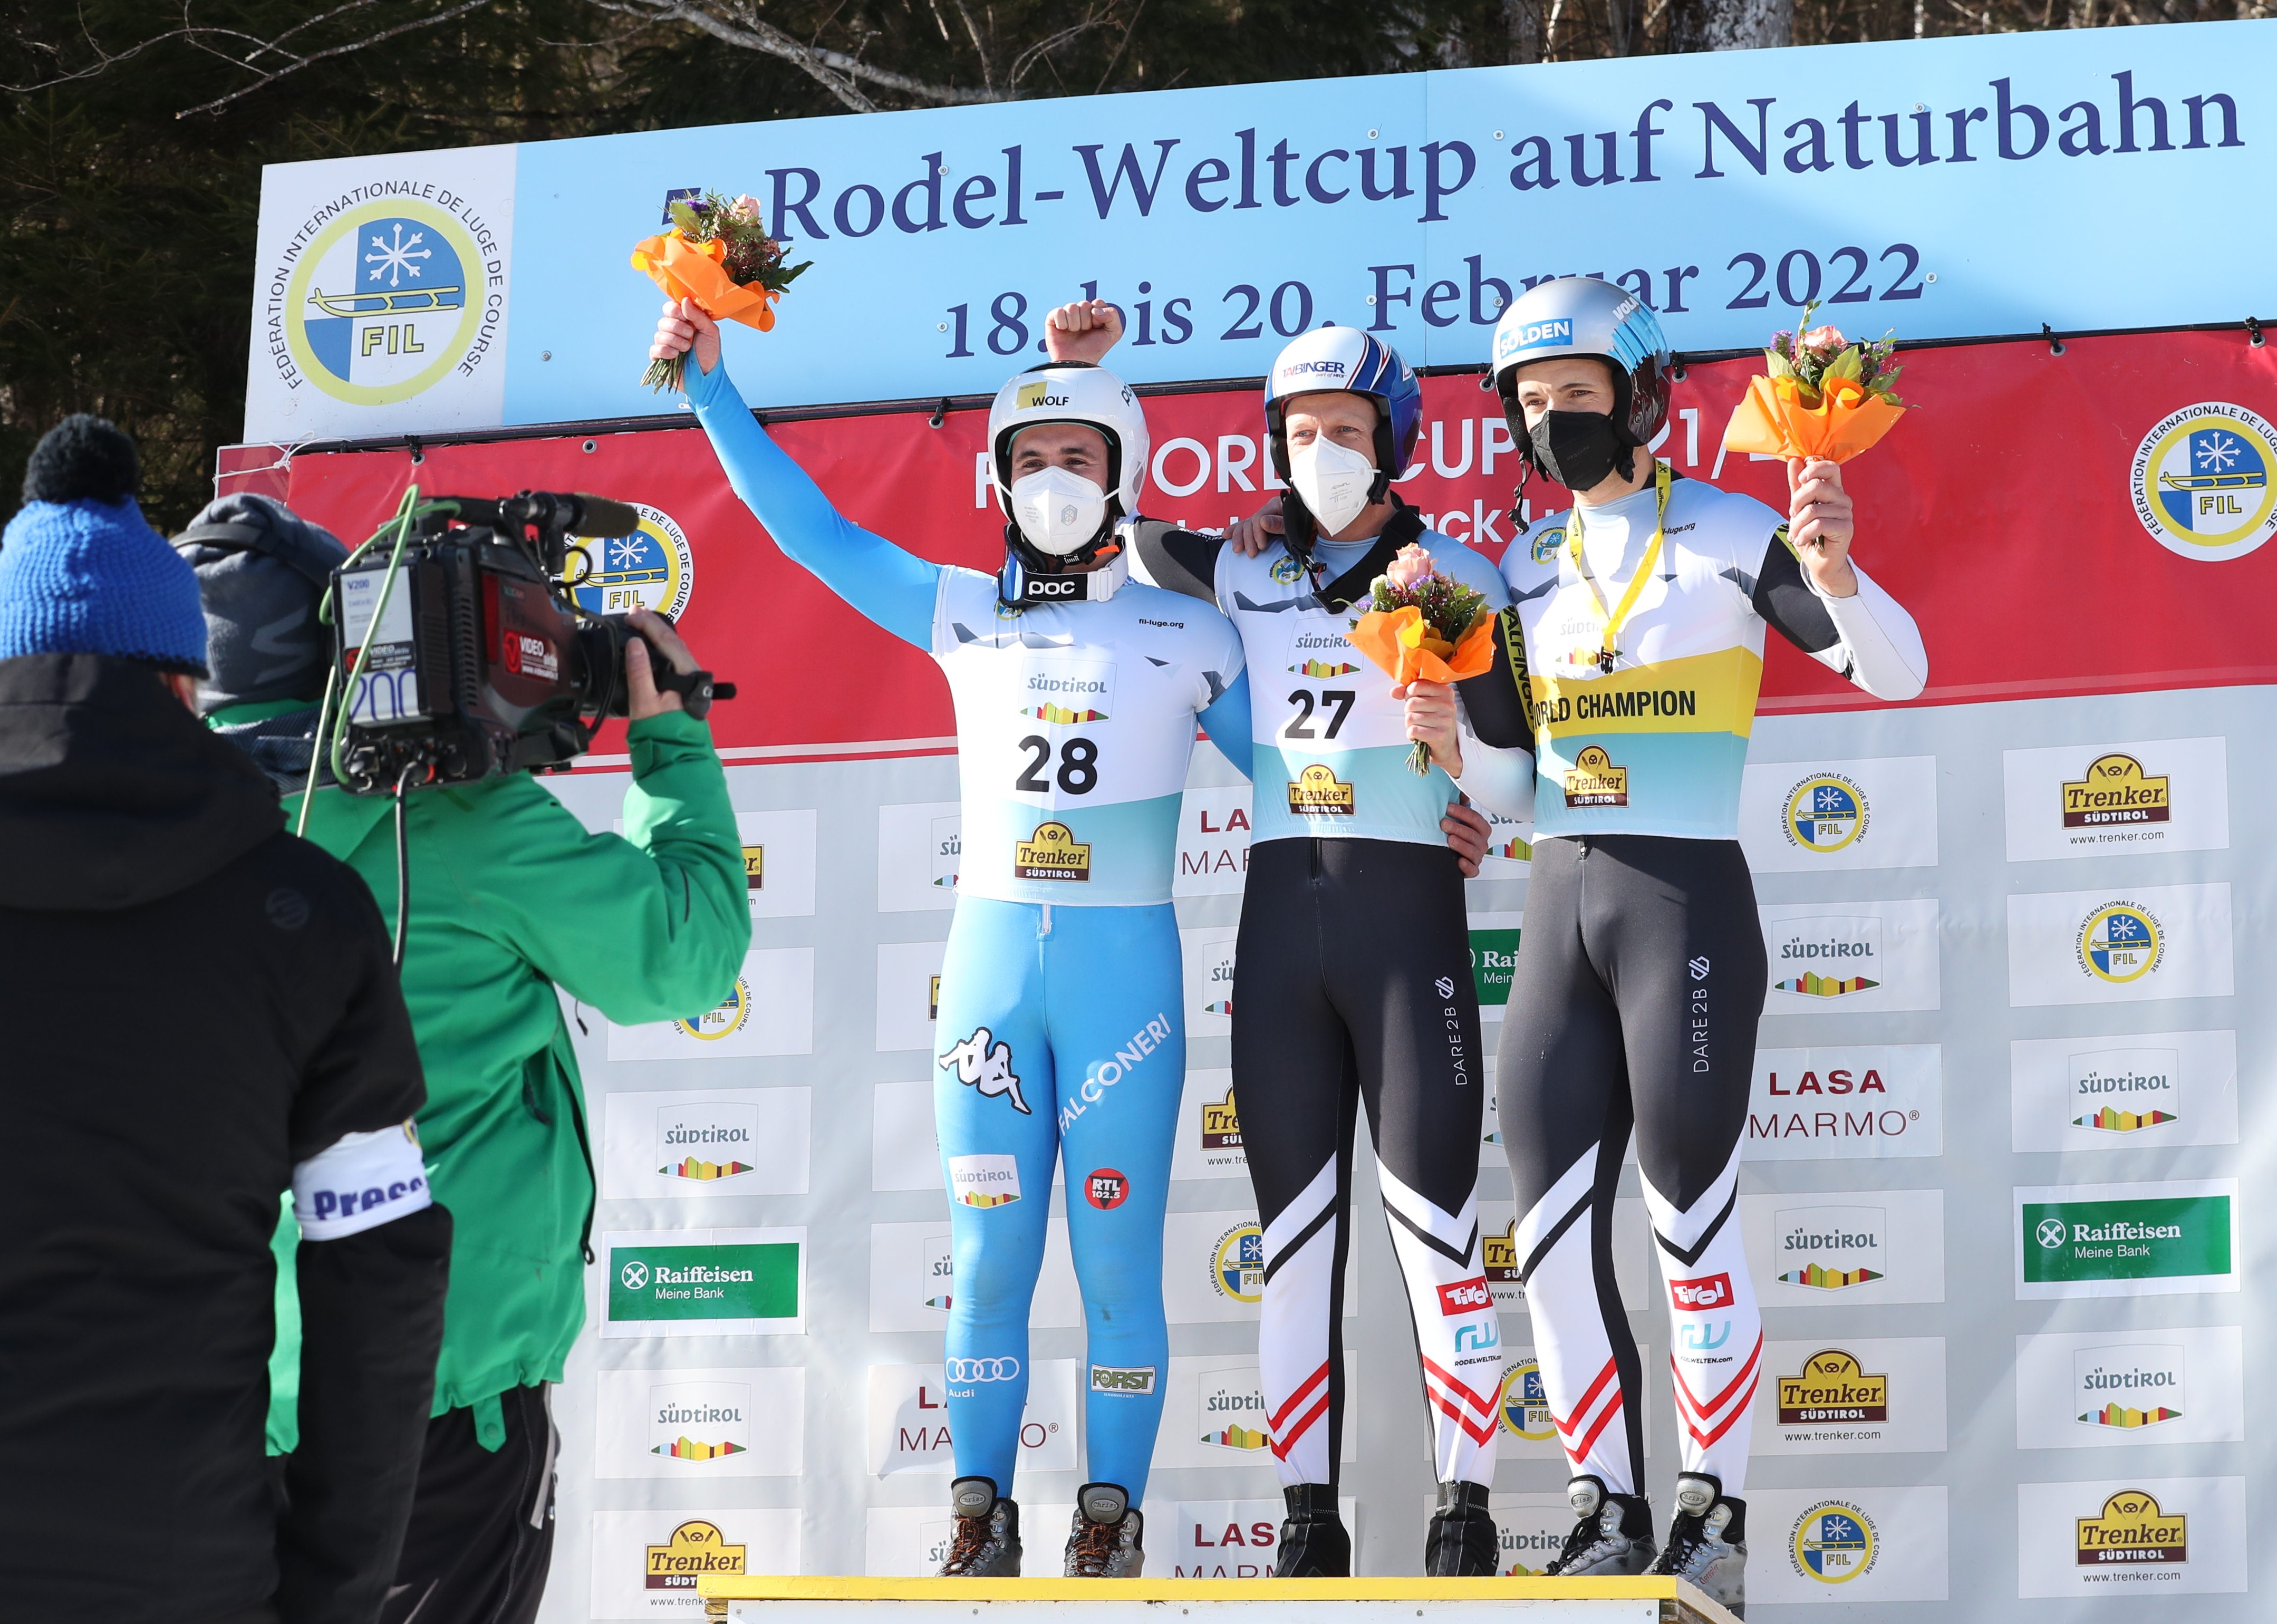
[652,298,1251,1579]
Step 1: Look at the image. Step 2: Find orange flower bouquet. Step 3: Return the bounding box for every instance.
[632,190,810,391]
[1722,302,1908,464]
[1345,543,1497,774]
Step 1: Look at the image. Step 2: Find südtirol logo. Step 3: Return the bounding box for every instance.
[1498,1358,1555,1441]
[2077,1490,2188,1567]
[657,1102,757,1182]
[1021,664,1114,723]
[1201,943,1236,1018]
[923,1233,953,1312]
[563,504,693,620]
[1562,744,1629,808]
[931,816,961,889]
[1287,763,1356,815]
[2062,754,2171,830]
[608,1241,799,1323]
[2076,901,2164,985]
[1791,1501,1879,1586]
[1289,656,1361,677]
[1779,1349,1890,1425]
[1199,1367,1271,1451]
[1770,916,1882,997]
[1774,1205,1886,1290]
[278,195,497,406]
[1014,820,1092,882]
[2129,402,2277,563]
[949,1153,1022,1209]
[2023,1194,2231,1286]
[645,1519,746,1591]
[648,1380,750,1462]
[2069,1047,2180,1134]
[1783,772,1870,854]
[2075,1345,2185,1430]
[1212,1224,1266,1304]
[673,975,750,1041]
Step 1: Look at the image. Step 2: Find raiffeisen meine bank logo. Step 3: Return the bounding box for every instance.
[2130,402,2277,562]
[281,198,496,406]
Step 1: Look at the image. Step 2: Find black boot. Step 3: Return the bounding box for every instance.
[939,1476,1022,1577]
[1275,1483,1352,1577]
[1424,1480,1500,1576]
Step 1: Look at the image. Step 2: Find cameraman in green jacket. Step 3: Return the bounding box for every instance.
[177,494,750,1624]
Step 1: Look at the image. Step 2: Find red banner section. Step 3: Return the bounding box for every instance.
[262,329,2277,758]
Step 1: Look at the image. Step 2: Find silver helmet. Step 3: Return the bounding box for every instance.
[1488,277,1673,451]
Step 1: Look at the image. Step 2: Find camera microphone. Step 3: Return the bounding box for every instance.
[567,494,644,539]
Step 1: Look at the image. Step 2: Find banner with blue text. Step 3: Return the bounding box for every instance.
[243,20,2273,443]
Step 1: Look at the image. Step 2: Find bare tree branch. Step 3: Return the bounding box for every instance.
[595,0,1005,105]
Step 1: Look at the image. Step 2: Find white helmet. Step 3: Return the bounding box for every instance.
[986,362,1150,541]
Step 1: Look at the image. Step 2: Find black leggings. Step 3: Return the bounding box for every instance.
[1235,836,1498,1490]
[1496,834,1768,1495]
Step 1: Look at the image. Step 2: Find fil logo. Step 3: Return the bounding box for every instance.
[1668,1273,1734,1312]
[1782,772,1870,854]
[2077,901,2164,984]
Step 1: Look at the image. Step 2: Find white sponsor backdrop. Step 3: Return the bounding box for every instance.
[533,687,2274,1620]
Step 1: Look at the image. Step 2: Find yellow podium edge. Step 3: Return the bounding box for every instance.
[696,1575,1689,1601]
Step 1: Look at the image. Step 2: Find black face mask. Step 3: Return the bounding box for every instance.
[1528,410,1634,493]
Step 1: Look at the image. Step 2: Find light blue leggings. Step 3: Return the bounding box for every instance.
[933,895,1183,1501]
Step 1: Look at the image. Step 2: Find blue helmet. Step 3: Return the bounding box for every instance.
[1489,277,1673,452]
[1263,326,1424,502]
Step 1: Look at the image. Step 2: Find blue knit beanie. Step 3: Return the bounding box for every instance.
[0,415,210,675]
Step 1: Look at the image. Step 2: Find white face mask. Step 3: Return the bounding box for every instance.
[1007,465,1109,556]
[1287,435,1378,537]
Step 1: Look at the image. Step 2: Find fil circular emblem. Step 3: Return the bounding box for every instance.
[1212,1223,1266,1303]
[675,976,751,1041]
[563,502,694,621]
[1269,554,1305,585]
[1782,772,1869,854]
[284,199,486,406]
[2077,901,2163,985]
[1497,1358,1556,1442]
[1790,1500,1878,1586]
[2129,401,2277,562]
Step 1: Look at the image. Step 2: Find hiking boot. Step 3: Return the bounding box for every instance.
[1274,1483,1352,1577]
[1424,1480,1499,1576]
[1648,1474,1746,1617]
[1545,1475,1656,1576]
[1064,1482,1144,1577]
[939,1476,1021,1577]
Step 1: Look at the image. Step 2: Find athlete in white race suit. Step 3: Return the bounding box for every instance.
[1426,277,1928,1616]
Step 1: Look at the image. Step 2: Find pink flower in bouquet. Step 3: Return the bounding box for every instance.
[729,193,764,223]
[1801,324,1846,352]
[1384,542,1435,591]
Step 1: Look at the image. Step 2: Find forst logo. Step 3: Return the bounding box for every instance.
[1668,1272,1734,1311]
[1090,1364,1157,1395]
[1437,1277,1494,1316]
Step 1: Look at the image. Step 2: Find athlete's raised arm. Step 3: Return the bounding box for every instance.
[654,298,938,647]
[1757,455,1928,701]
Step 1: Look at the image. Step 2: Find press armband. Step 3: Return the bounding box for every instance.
[292,1122,433,1240]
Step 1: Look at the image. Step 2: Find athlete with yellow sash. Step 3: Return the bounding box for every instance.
[1425,277,1927,1616]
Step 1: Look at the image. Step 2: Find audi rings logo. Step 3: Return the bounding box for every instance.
[946,1357,1021,1383]
[621,1261,650,1290]
[2037,1217,2070,1250]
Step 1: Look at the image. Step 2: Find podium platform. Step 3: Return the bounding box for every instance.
[695,1577,1743,1624]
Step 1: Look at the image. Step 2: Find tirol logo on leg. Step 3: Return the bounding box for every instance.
[1437,1276,1494,1316]
[949,1154,1021,1208]
[1668,1272,1734,1311]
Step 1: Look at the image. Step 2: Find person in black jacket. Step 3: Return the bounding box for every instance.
[0,416,451,1624]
